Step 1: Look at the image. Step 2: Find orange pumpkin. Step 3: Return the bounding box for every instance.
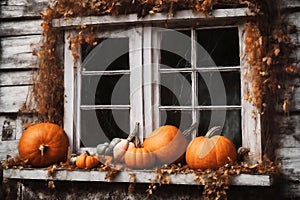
[124,147,156,169]
[142,124,197,165]
[76,151,99,169]
[18,123,69,167]
[186,127,237,170]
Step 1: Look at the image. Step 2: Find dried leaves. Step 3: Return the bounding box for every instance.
[2,153,279,200]
[243,8,297,114]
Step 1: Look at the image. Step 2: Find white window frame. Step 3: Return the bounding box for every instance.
[62,8,262,163]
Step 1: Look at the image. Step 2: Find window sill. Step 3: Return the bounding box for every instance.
[3,168,275,186]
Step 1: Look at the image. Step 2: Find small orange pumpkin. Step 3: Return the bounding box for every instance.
[142,123,197,165]
[18,123,69,167]
[186,127,237,170]
[124,147,156,169]
[76,151,99,169]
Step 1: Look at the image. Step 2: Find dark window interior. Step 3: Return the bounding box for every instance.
[197,27,239,67]
[80,38,130,147]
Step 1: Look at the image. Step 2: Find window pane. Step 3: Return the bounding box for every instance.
[160,30,191,68]
[80,109,130,147]
[82,38,129,71]
[80,74,129,105]
[160,72,192,106]
[160,110,192,132]
[197,28,239,67]
[197,71,241,106]
[196,109,241,148]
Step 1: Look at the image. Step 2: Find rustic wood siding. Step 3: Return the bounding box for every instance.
[0,0,46,159]
[276,0,300,197]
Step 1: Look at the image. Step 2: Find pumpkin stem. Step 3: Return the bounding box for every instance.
[127,122,139,142]
[133,136,142,148]
[205,126,222,138]
[85,151,91,156]
[38,145,49,157]
[182,122,199,137]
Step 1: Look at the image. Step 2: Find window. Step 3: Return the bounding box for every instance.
[63,9,262,163]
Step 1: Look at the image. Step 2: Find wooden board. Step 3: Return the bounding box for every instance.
[277,148,300,182]
[0,85,33,113]
[0,140,19,160]
[0,20,43,37]
[282,0,300,9]
[0,71,34,86]
[291,84,300,112]
[0,0,48,19]
[288,12,300,30]
[53,8,253,28]
[3,168,274,186]
[0,35,40,69]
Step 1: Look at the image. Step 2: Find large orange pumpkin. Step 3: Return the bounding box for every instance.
[142,124,197,165]
[18,123,69,167]
[186,127,237,170]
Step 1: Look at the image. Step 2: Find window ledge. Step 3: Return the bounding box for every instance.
[3,168,274,186]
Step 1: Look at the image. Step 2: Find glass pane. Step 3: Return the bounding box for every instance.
[197,27,239,67]
[82,38,129,71]
[196,109,241,148]
[80,109,130,147]
[160,30,191,68]
[197,71,241,106]
[80,74,129,105]
[160,110,192,132]
[160,72,192,106]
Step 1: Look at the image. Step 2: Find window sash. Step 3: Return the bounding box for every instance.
[149,27,242,137]
[65,28,143,151]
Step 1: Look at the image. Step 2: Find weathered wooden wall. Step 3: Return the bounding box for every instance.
[275,0,300,197]
[0,0,299,199]
[0,0,46,160]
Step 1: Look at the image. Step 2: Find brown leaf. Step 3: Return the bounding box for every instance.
[48,181,55,189]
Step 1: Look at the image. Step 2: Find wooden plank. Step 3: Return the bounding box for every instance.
[3,168,274,186]
[142,27,155,136]
[273,115,300,148]
[0,0,48,19]
[129,28,144,141]
[239,25,262,163]
[0,71,34,86]
[6,0,48,6]
[0,19,43,36]
[64,31,76,153]
[0,35,40,69]
[282,0,300,9]
[0,86,33,113]
[0,140,19,160]
[290,84,300,112]
[288,12,300,30]
[277,148,300,182]
[53,8,253,28]
[0,115,34,140]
